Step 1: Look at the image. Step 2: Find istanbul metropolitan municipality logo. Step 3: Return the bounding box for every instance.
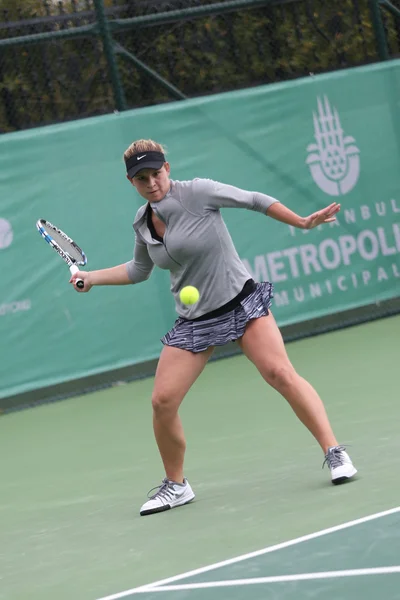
[306,96,360,196]
[0,218,13,249]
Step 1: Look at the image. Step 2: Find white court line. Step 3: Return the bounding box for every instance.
[96,505,400,600]
[144,566,400,592]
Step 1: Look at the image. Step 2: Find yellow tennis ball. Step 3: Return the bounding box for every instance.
[180,286,200,305]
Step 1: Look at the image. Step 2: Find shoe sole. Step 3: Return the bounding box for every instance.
[140,494,195,516]
[332,468,358,485]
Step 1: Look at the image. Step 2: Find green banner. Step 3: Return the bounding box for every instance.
[1,59,399,399]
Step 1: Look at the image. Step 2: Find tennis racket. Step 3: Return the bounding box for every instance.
[36,219,87,289]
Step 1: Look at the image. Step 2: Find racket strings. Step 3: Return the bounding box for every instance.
[46,226,85,264]
[36,219,87,271]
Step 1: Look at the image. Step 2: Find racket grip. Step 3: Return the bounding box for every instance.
[69,264,84,290]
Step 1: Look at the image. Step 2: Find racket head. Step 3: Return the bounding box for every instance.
[36,219,87,267]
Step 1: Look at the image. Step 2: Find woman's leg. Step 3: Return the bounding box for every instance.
[237,313,338,453]
[152,344,214,483]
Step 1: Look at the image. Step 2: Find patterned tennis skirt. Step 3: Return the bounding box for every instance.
[161,281,274,353]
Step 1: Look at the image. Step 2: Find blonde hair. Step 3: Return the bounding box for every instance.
[123,139,167,161]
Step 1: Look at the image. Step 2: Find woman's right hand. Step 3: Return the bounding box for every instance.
[69,270,93,293]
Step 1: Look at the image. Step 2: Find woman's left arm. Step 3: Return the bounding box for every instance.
[266,201,341,230]
[192,179,340,228]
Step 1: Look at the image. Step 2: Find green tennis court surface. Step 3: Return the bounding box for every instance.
[1,315,400,600]
[98,508,400,600]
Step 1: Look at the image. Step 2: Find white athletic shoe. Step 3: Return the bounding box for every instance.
[140,478,195,516]
[324,446,358,485]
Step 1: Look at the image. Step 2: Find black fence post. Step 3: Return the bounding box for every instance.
[93,0,126,111]
[368,0,390,60]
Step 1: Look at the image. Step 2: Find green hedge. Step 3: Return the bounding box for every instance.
[0,0,399,132]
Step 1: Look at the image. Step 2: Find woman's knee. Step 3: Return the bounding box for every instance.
[152,390,180,416]
[264,363,297,390]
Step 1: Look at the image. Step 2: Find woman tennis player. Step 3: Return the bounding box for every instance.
[70,139,357,516]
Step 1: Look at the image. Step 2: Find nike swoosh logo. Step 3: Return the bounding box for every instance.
[137,155,146,160]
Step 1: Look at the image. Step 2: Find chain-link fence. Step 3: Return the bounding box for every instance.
[0,0,399,133]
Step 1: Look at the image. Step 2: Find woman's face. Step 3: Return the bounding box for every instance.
[129,163,171,202]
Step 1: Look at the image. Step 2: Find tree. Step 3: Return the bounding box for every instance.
[0,0,398,132]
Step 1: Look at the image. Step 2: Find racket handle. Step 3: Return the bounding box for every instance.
[69,264,84,290]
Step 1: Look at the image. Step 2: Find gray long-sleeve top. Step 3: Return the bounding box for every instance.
[126,178,279,319]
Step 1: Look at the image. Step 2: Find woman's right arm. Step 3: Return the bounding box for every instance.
[70,235,154,292]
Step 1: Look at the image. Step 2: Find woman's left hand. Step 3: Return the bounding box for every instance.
[303,202,341,229]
